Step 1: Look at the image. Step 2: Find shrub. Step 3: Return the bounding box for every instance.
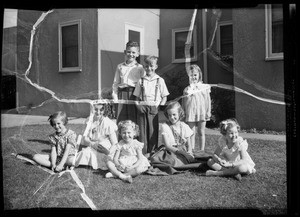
[208,87,236,128]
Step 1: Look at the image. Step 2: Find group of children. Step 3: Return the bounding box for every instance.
[33,40,256,183]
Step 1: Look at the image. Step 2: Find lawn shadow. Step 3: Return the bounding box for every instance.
[27,139,50,145]
[41,149,51,154]
[17,153,34,160]
[91,168,108,177]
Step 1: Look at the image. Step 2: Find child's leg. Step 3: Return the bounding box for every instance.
[207,158,222,171]
[65,156,75,167]
[106,160,132,183]
[33,154,51,168]
[206,163,250,177]
[148,110,159,154]
[197,121,206,151]
[187,122,196,150]
[124,163,145,178]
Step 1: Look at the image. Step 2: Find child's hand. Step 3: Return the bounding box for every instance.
[124,165,134,172]
[55,164,64,172]
[219,159,227,166]
[116,164,125,171]
[220,160,231,168]
[51,164,56,171]
[187,151,194,157]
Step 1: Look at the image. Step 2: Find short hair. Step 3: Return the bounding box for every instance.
[219,118,240,135]
[163,101,185,121]
[48,111,68,126]
[144,55,158,65]
[126,41,140,51]
[189,64,203,82]
[118,120,140,138]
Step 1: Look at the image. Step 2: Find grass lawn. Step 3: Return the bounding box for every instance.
[2,124,287,214]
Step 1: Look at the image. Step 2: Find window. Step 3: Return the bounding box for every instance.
[125,23,144,64]
[58,20,82,72]
[172,27,197,63]
[217,21,233,66]
[265,4,283,60]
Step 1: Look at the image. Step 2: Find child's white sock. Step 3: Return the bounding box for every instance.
[105,172,115,178]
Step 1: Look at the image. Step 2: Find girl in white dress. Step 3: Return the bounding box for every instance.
[75,103,118,170]
[182,65,211,154]
[105,120,150,183]
[206,118,256,180]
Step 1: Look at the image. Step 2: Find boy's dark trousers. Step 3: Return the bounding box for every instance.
[136,105,159,155]
[116,87,138,124]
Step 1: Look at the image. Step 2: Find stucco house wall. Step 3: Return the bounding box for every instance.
[15,9,160,117]
[16,9,99,117]
[232,6,285,130]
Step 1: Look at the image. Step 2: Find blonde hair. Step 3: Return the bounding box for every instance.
[164,101,185,121]
[219,118,240,135]
[118,120,140,138]
[144,55,158,65]
[48,111,68,126]
[189,64,203,82]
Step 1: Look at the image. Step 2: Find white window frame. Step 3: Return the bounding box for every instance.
[58,20,82,72]
[172,27,197,63]
[265,4,284,61]
[216,21,233,55]
[125,22,144,56]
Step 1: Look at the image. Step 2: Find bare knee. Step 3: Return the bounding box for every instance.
[207,158,215,168]
[33,153,42,162]
[237,164,249,174]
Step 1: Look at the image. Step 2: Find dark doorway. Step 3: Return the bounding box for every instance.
[1,75,16,110]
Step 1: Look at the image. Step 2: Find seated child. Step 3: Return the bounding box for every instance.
[105,120,150,183]
[33,111,77,172]
[206,118,256,180]
[75,103,118,170]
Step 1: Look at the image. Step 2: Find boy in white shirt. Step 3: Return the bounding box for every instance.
[133,56,169,155]
[112,41,145,124]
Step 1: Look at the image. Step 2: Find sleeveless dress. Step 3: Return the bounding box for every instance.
[218,136,256,174]
[182,82,211,122]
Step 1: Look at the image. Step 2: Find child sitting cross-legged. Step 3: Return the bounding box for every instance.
[105,120,150,183]
[206,118,256,181]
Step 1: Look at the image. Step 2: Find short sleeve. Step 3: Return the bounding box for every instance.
[161,123,172,136]
[160,123,176,145]
[181,122,193,139]
[134,140,144,151]
[159,78,170,98]
[48,134,56,146]
[67,131,77,148]
[238,138,248,151]
[218,136,227,150]
[103,118,118,136]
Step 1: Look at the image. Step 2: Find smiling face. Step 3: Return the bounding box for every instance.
[124,46,139,64]
[144,60,157,77]
[94,104,105,119]
[51,117,67,135]
[167,108,180,125]
[120,126,135,143]
[225,126,239,144]
[189,70,200,84]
